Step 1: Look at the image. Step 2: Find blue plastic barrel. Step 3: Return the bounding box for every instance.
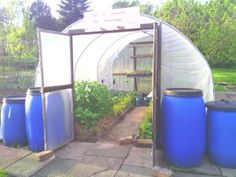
[1,96,28,146]
[206,101,236,168]
[161,88,206,167]
[25,88,44,152]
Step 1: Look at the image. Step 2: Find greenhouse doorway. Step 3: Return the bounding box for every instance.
[68,22,162,166]
[37,22,162,166]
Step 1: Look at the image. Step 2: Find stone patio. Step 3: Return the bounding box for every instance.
[0,92,236,177]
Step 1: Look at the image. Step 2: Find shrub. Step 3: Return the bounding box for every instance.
[74,81,113,128]
[139,104,152,139]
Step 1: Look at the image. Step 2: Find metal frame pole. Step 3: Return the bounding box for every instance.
[152,22,162,166]
[37,28,48,151]
[69,34,76,140]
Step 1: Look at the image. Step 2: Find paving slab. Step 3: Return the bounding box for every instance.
[173,173,223,177]
[0,144,31,169]
[221,167,236,177]
[65,163,109,177]
[32,158,77,177]
[123,147,152,168]
[5,153,55,177]
[194,157,222,176]
[215,92,229,101]
[55,142,95,160]
[85,142,131,159]
[119,165,152,176]
[78,155,123,170]
[91,170,116,177]
[116,170,151,177]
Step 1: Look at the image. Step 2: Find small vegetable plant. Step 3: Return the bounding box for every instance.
[139,104,152,139]
[74,81,135,129]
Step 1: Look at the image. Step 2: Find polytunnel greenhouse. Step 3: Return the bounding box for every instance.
[34,8,214,152]
[36,12,214,102]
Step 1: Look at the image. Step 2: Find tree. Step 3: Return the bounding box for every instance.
[29,0,58,30]
[6,8,36,60]
[140,3,154,15]
[112,0,139,9]
[57,0,90,30]
[0,7,8,56]
[112,0,154,15]
[154,0,236,68]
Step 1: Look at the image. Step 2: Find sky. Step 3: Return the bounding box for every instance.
[1,0,207,19]
[45,0,164,18]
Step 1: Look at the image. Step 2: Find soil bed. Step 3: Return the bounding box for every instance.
[75,106,134,142]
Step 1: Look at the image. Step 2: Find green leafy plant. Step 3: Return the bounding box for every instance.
[111,90,136,116]
[74,81,136,129]
[139,104,152,139]
[74,81,113,128]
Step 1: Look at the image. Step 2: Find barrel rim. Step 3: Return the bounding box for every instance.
[3,96,25,104]
[27,87,41,96]
[164,88,203,97]
[206,100,236,111]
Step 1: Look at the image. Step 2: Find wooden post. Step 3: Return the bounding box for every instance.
[152,22,162,166]
[133,44,137,91]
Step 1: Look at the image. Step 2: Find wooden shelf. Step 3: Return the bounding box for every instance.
[127,72,152,77]
[112,72,127,76]
[112,71,152,77]
[130,54,153,58]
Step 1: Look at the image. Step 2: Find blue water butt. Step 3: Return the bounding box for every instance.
[25,88,44,152]
[206,101,236,168]
[161,88,206,167]
[1,96,28,146]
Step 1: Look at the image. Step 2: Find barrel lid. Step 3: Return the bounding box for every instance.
[3,96,25,104]
[164,88,203,97]
[27,87,41,95]
[206,100,236,111]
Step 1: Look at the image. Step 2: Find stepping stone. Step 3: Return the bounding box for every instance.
[85,142,131,159]
[221,167,236,177]
[32,158,77,177]
[55,142,95,160]
[78,156,123,170]
[5,153,55,177]
[119,165,152,176]
[66,163,108,177]
[0,144,30,169]
[194,157,221,176]
[173,173,221,177]
[123,147,152,168]
[91,170,116,177]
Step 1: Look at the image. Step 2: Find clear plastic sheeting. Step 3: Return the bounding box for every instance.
[160,23,214,101]
[36,13,214,102]
[45,89,73,150]
[39,32,71,87]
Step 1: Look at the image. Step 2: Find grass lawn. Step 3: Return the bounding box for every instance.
[212,68,236,91]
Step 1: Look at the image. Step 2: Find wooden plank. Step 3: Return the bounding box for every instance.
[127,72,152,77]
[112,72,127,76]
[68,23,154,35]
[130,54,153,58]
[130,41,153,45]
[133,44,137,91]
[112,72,152,77]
